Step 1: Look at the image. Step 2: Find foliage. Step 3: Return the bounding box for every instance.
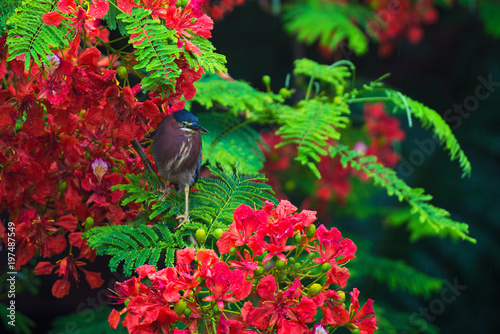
[283,0,371,56]
[330,145,475,243]
[6,0,69,71]
[198,112,267,173]
[85,166,276,275]
[118,8,182,93]
[385,90,472,177]
[83,224,180,276]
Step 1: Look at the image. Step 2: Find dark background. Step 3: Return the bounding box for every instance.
[5,2,499,333]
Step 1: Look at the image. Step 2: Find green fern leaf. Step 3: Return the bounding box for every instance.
[191,75,284,121]
[352,249,443,298]
[6,0,70,71]
[185,36,227,74]
[276,99,350,178]
[283,0,371,55]
[118,8,181,93]
[188,165,277,232]
[386,89,472,177]
[331,145,475,243]
[83,224,180,276]
[198,112,266,174]
[294,58,353,86]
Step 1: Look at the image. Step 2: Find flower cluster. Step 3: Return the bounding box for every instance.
[109,200,377,333]
[366,0,438,56]
[1,0,215,297]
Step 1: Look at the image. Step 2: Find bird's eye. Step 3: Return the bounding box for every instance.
[182,121,189,127]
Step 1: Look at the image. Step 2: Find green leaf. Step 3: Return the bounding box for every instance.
[6,0,70,71]
[386,89,472,177]
[283,0,371,55]
[199,112,266,174]
[331,145,475,243]
[118,8,181,94]
[276,99,350,177]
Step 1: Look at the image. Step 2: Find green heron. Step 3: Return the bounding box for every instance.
[152,109,208,225]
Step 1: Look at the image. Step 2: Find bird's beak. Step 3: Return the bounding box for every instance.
[188,123,209,133]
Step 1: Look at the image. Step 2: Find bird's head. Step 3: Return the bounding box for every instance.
[173,109,208,134]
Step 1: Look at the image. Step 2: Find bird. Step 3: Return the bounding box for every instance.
[152,109,208,226]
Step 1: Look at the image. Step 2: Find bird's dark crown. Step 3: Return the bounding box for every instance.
[173,109,198,124]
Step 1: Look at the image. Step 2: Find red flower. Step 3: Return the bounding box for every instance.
[162,0,214,54]
[243,275,316,333]
[313,225,356,266]
[15,209,76,269]
[217,204,268,254]
[42,0,109,38]
[203,262,252,311]
[34,253,103,298]
[321,288,377,334]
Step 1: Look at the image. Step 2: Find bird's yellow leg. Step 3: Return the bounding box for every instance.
[175,185,190,229]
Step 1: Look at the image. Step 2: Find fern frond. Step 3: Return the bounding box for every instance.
[386,90,472,177]
[118,8,181,93]
[188,165,277,231]
[6,0,69,72]
[352,250,442,298]
[104,0,128,35]
[276,99,350,178]
[192,75,284,121]
[83,224,179,276]
[294,58,353,86]
[0,0,17,36]
[331,145,476,243]
[185,36,227,74]
[198,112,265,174]
[283,0,371,55]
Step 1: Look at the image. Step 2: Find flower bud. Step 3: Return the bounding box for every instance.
[321,263,332,272]
[262,75,271,88]
[275,259,286,270]
[278,274,287,282]
[183,307,192,317]
[308,252,317,260]
[279,87,292,98]
[288,257,296,264]
[213,228,224,239]
[58,181,67,193]
[337,290,345,303]
[306,224,316,238]
[308,283,322,297]
[174,300,187,316]
[195,229,206,244]
[351,328,360,334]
[255,266,264,276]
[294,233,302,245]
[117,65,128,79]
[85,217,94,230]
[293,263,302,271]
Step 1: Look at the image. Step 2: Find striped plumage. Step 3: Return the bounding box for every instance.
[152,109,208,223]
